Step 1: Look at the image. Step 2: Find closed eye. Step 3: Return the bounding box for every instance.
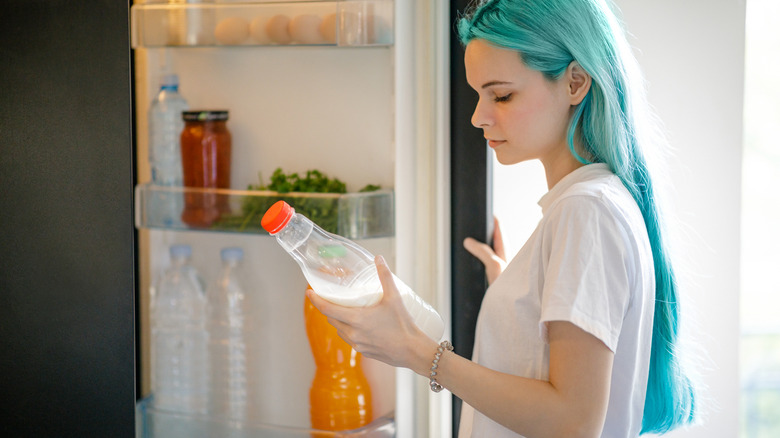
[494,93,512,103]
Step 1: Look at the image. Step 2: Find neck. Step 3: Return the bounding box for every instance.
[541,149,587,190]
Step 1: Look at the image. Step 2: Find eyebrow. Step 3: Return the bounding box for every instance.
[481,80,513,89]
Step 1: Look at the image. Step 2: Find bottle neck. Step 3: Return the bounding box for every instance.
[275,213,314,254]
[221,259,241,270]
[171,256,189,268]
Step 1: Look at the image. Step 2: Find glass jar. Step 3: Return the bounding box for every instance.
[180,110,231,227]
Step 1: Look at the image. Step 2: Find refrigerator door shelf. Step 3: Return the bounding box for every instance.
[131,0,394,48]
[134,184,395,239]
[135,396,395,437]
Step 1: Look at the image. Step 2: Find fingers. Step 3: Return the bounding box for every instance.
[374,255,401,304]
[492,216,506,261]
[463,236,498,265]
[463,236,507,285]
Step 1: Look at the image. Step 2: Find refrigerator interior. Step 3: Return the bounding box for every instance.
[134,13,400,434]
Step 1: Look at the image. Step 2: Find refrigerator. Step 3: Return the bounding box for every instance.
[0,0,490,436]
[131,0,489,437]
[0,0,137,436]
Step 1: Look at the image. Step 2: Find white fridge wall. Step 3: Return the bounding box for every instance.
[147,46,395,191]
[138,45,398,428]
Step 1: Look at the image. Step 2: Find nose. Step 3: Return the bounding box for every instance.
[471,98,492,128]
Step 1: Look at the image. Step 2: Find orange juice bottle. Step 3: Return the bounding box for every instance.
[304,288,372,431]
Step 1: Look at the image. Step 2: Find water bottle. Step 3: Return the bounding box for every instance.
[149,74,188,185]
[148,74,189,226]
[207,247,257,421]
[261,200,445,341]
[151,244,209,415]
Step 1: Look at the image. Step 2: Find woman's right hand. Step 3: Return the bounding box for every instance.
[463,217,507,285]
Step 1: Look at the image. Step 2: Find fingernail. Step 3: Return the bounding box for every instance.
[376,255,386,265]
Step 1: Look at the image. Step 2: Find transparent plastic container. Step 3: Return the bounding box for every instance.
[135,184,395,239]
[207,247,260,422]
[130,0,394,48]
[148,73,189,227]
[136,396,395,437]
[261,200,444,341]
[151,244,210,416]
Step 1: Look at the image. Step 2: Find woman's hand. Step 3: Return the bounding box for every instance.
[306,255,437,371]
[463,217,507,285]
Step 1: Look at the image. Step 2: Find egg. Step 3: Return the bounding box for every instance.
[319,12,337,44]
[289,14,324,44]
[214,17,250,45]
[266,14,292,45]
[371,15,392,44]
[249,15,271,44]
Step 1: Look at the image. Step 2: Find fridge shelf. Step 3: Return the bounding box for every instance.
[131,1,393,48]
[134,184,395,239]
[135,396,396,437]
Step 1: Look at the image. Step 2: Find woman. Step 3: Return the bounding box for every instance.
[308,0,697,436]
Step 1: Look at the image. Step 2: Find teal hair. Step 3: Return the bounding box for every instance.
[458,0,696,434]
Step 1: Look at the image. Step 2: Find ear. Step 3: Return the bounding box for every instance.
[565,61,591,105]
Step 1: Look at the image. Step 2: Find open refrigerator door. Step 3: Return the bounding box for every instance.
[132,0,451,436]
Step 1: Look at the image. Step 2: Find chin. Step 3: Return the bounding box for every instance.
[494,154,526,166]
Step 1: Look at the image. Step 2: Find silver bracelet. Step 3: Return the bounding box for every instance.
[429,340,454,393]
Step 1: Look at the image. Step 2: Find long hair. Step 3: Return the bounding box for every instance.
[458,0,696,434]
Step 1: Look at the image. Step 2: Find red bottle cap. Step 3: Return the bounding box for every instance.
[261,200,295,234]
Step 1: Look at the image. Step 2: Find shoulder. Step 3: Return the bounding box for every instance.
[545,174,638,228]
[540,174,651,264]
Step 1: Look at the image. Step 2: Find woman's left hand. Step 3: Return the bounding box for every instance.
[306,255,434,370]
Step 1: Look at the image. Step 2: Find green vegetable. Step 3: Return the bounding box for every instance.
[211,168,380,234]
[255,168,348,194]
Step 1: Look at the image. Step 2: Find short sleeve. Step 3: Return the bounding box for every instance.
[538,195,633,352]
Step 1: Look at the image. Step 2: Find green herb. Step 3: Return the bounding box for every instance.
[253,168,347,194]
[211,168,380,234]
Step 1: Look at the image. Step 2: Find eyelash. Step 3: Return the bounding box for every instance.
[493,93,512,103]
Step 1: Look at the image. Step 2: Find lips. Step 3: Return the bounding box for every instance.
[487,139,505,148]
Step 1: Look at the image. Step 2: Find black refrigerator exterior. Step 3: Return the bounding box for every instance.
[0,1,137,436]
[449,0,493,435]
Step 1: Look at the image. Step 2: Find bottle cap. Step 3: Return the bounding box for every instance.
[220,247,244,261]
[160,73,179,89]
[170,244,191,258]
[262,200,295,234]
[182,110,229,122]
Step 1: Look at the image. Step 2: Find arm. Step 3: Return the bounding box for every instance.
[431,321,614,438]
[307,256,614,438]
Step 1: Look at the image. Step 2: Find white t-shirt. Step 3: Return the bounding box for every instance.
[458,163,655,438]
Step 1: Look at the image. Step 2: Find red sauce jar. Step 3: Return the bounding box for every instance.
[180,110,232,227]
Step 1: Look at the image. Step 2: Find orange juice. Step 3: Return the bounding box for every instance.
[304,288,372,431]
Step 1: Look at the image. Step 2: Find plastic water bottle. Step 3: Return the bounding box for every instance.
[148,74,189,226]
[151,244,209,415]
[207,247,257,421]
[261,200,445,341]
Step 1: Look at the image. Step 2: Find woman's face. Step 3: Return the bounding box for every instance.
[465,39,573,167]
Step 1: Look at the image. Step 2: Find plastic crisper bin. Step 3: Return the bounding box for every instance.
[134,184,395,239]
[135,396,395,438]
[130,1,394,48]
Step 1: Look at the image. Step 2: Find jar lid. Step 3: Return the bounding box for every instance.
[182,110,229,122]
[261,201,295,235]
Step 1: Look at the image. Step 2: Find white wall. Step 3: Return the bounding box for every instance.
[493,1,745,436]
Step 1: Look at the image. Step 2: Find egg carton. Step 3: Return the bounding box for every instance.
[131,1,394,47]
